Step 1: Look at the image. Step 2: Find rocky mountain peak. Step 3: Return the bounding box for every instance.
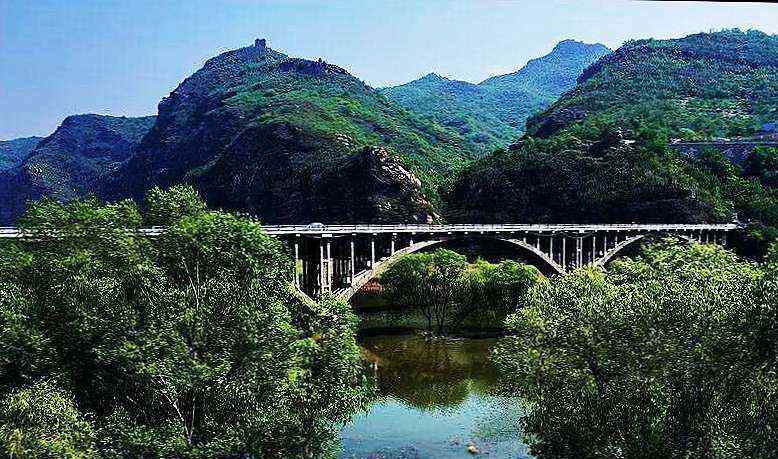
[552,39,608,55]
[421,72,447,82]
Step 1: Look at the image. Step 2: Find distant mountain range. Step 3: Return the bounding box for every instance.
[1,31,776,233]
[381,40,611,150]
[0,115,155,224]
[0,137,42,172]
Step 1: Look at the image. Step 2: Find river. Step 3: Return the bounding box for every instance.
[339,335,533,458]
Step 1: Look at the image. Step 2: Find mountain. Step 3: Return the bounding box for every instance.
[380,40,610,150]
[0,137,42,171]
[527,30,778,139]
[447,31,778,247]
[445,129,736,224]
[0,114,156,224]
[108,39,478,224]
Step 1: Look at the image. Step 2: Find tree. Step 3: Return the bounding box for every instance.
[0,379,98,459]
[460,259,544,329]
[495,239,778,458]
[381,249,468,334]
[0,186,369,458]
[381,250,543,333]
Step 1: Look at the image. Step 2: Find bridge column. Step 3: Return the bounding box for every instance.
[319,236,332,294]
[370,234,376,269]
[349,235,355,284]
[391,233,396,255]
[319,239,324,294]
[562,237,567,270]
[576,236,583,267]
[294,235,300,288]
[591,235,596,263]
[549,236,554,264]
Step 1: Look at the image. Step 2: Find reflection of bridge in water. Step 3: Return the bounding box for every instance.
[0,223,742,300]
[260,224,740,299]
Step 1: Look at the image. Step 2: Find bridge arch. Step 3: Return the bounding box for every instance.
[593,233,700,267]
[337,235,564,301]
[593,235,645,267]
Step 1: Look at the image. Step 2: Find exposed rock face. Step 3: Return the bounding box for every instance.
[314,146,439,223]
[0,114,155,224]
[671,141,778,167]
[193,127,438,223]
[109,39,473,223]
[527,107,588,138]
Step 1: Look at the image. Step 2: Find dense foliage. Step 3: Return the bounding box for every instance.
[381,248,543,333]
[447,125,778,252]
[447,128,734,223]
[381,41,610,151]
[0,186,369,458]
[495,240,778,458]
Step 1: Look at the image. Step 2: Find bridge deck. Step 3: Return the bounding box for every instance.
[0,223,741,239]
[256,223,740,235]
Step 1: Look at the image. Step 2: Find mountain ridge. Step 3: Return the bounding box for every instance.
[0,114,156,224]
[380,39,611,150]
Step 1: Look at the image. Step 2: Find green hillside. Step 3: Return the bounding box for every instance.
[381,40,610,150]
[527,30,778,139]
[110,39,478,223]
[449,30,778,251]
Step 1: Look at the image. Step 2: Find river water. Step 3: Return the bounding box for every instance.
[339,335,533,458]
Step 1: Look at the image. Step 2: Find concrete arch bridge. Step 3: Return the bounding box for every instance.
[258,223,739,300]
[0,223,740,301]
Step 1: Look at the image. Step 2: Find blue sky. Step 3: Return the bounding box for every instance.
[2,0,777,139]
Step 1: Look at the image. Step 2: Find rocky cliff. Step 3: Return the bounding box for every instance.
[107,39,475,223]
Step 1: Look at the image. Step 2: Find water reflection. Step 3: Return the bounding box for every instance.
[340,335,531,459]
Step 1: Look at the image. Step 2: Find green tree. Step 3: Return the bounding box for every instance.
[381,249,543,333]
[0,186,369,458]
[495,240,778,458]
[0,379,97,459]
[460,259,544,328]
[144,185,207,226]
[381,249,468,334]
